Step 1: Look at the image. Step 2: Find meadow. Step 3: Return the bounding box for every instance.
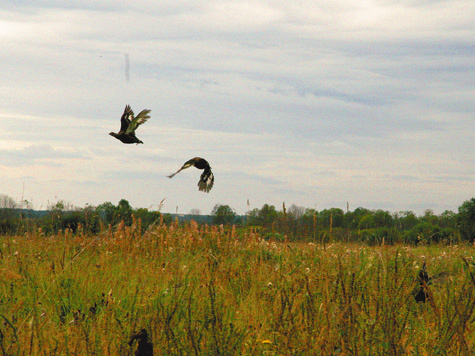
[1,218,475,355]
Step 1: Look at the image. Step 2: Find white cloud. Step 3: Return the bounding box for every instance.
[0,0,473,214]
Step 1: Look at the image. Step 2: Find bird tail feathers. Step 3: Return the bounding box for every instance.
[198,170,214,193]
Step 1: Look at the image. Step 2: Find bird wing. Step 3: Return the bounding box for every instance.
[167,158,196,178]
[167,169,183,179]
[120,105,134,133]
[126,109,151,134]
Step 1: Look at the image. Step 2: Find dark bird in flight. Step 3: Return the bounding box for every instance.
[167,157,214,193]
[128,329,153,356]
[109,105,151,144]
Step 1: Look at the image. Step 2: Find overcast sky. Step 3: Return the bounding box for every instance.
[0,0,473,215]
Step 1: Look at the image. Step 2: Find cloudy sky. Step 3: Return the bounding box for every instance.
[0,0,473,215]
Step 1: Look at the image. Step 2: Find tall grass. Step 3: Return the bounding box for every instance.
[1,219,475,355]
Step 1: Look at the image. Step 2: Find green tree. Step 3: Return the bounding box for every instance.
[135,207,162,227]
[246,204,279,227]
[0,194,19,234]
[373,209,394,228]
[211,204,237,225]
[96,202,117,223]
[347,207,372,229]
[439,210,457,228]
[96,200,133,226]
[458,198,475,242]
[116,199,133,225]
[301,208,318,226]
[396,211,418,230]
[299,208,319,238]
[319,208,345,228]
[259,204,279,226]
[358,214,375,230]
[420,209,439,225]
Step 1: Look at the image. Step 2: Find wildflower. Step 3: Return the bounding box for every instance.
[262,340,272,344]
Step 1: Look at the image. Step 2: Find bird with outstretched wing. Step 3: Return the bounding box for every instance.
[167,157,214,193]
[109,105,151,144]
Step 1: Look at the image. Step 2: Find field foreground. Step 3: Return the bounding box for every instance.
[1,220,475,355]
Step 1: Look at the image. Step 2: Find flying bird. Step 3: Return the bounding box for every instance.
[109,105,151,144]
[167,157,214,193]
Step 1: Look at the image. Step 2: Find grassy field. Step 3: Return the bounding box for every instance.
[1,219,475,355]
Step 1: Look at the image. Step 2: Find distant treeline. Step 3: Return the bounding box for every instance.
[241,201,474,245]
[0,194,474,245]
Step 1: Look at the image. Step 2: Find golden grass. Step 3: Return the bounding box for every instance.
[1,219,475,355]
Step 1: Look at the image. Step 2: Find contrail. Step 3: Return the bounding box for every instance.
[125,53,130,82]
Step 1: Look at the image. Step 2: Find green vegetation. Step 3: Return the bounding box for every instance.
[243,199,473,244]
[211,204,237,225]
[0,195,474,353]
[1,196,474,244]
[0,197,171,237]
[1,218,475,354]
